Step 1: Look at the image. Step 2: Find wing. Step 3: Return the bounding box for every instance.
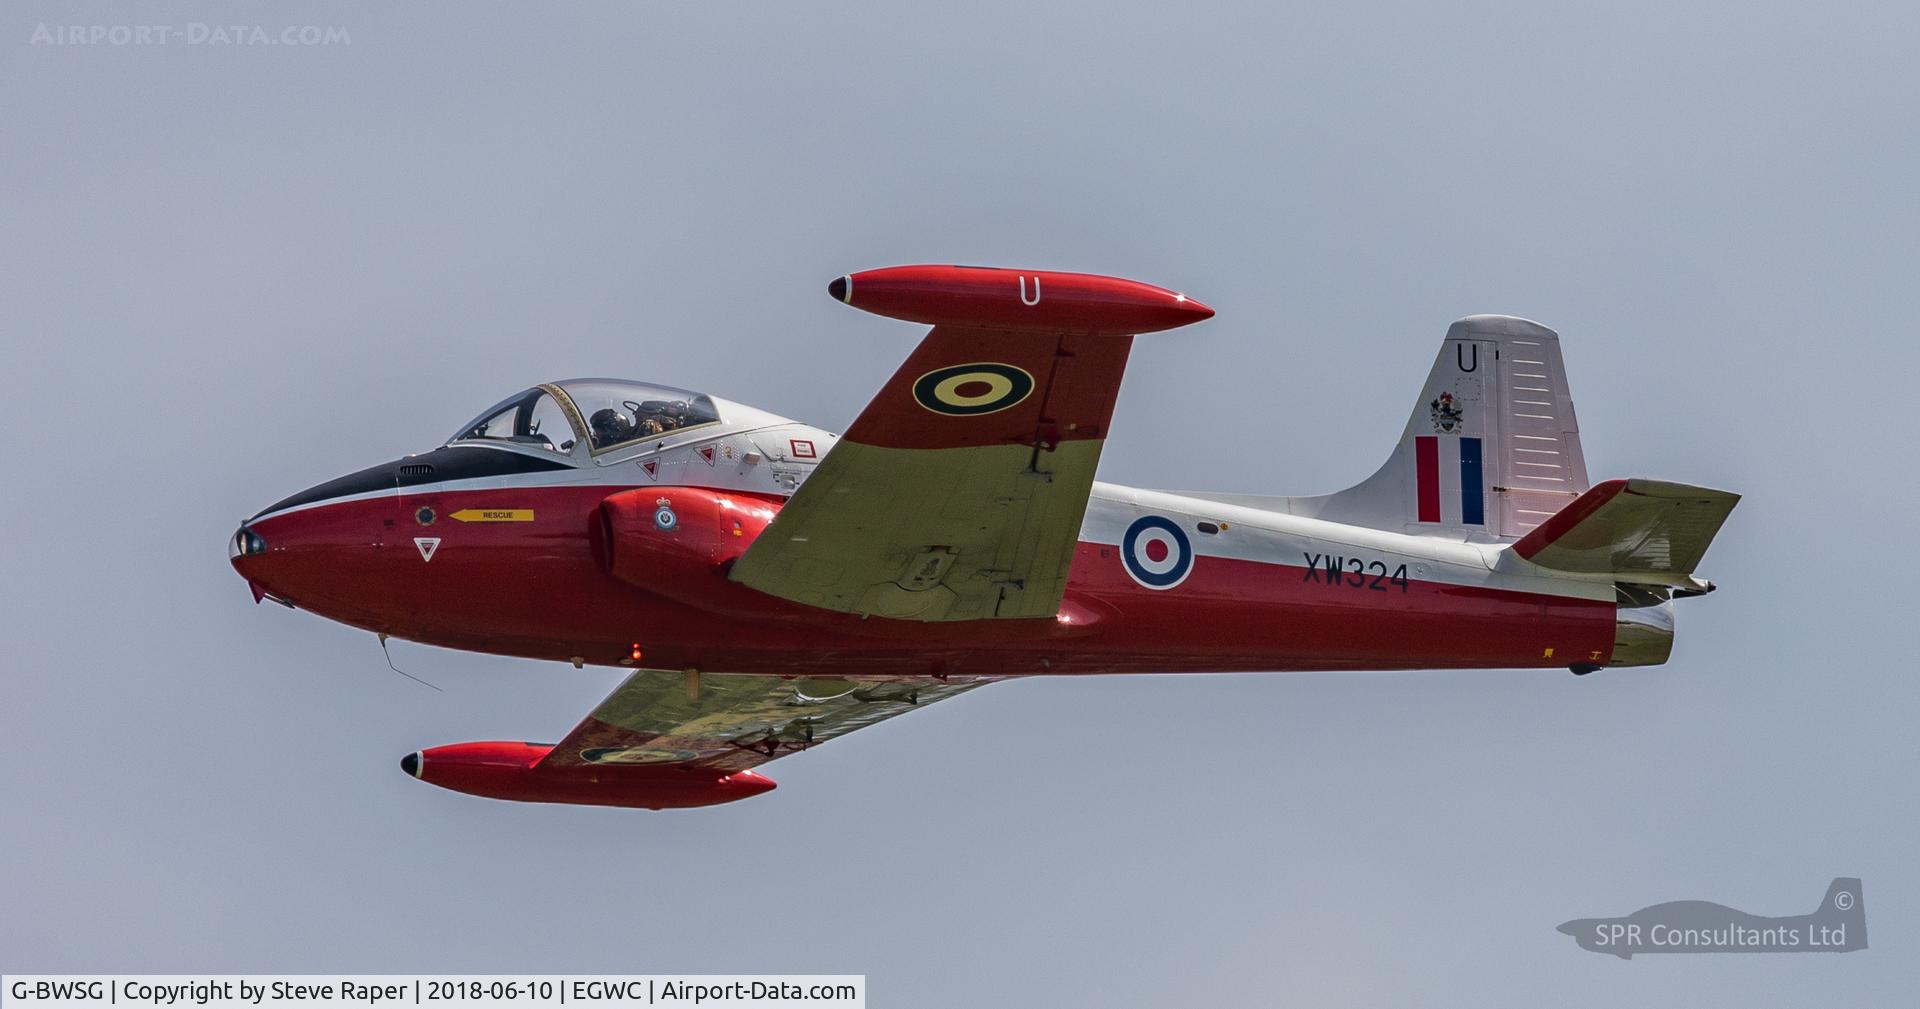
[407,670,992,809]
[727,265,1213,621]
[729,324,1125,621]
[542,669,989,775]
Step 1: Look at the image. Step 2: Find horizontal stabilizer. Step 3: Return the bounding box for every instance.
[1511,478,1739,579]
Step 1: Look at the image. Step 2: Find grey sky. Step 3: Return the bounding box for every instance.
[3,1,1914,1003]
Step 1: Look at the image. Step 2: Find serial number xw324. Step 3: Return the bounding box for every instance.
[1301,552,1410,593]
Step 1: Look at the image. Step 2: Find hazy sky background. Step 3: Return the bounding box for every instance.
[3,1,1915,1004]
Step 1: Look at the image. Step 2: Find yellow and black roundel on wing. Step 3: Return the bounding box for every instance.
[912,362,1036,416]
[580,746,699,765]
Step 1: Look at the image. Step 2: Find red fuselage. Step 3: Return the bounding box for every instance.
[231,447,1615,678]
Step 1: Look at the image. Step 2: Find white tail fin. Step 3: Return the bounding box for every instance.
[1285,315,1590,539]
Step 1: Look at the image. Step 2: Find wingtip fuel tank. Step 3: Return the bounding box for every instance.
[829,264,1213,333]
[404,741,777,809]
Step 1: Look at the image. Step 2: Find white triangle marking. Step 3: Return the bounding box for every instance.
[414,537,441,562]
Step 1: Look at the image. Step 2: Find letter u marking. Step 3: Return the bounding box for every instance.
[1457,343,1479,372]
[1019,275,1042,306]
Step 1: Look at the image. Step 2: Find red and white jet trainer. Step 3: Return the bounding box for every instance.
[230,265,1739,809]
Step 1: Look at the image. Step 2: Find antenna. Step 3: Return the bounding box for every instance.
[377,633,443,692]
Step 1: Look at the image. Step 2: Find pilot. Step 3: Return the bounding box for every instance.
[588,408,636,449]
[635,403,684,436]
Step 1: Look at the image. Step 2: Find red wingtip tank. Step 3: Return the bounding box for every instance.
[828,265,1214,333]
[402,742,777,810]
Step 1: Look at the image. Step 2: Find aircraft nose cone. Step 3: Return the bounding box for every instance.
[400,752,422,778]
[827,275,850,304]
[228,524,272,600]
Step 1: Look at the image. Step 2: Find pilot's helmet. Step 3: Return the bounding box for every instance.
[641,401,685,432]
[589,408,636,446]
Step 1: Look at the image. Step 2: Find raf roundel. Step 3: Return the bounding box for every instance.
[912,362,1035,416]
[1121,515,1194,590]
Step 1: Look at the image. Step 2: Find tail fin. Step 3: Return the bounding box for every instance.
[1814,877,1868,950]
[1820,877,1864,913]
[1286,315,1589,539]
[1512,478,1740,585]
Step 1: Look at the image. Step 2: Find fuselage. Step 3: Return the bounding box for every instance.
[230,395,1624,678]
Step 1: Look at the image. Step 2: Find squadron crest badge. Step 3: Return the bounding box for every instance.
[653,497,678,531]
[1430,391,1464,433]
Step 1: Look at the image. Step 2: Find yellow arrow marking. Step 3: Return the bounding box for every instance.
[449,508,535,523]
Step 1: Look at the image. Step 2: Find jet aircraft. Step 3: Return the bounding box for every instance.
[230,265,1739,808]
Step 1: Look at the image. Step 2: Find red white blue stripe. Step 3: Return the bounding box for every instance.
[1415,436,1485,525]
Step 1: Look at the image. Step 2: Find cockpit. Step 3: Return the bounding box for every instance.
[449,379,723,461]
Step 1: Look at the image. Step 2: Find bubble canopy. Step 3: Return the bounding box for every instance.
[448,379,722,459]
